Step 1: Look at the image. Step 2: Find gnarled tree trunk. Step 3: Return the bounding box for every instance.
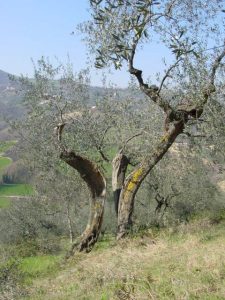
[60,150,106,254]
[117,120,184,239]
[116,41,222,240]
[55,123,106,254]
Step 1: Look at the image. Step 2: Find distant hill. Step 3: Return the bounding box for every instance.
[0,69,11,88]
[0,70,24,140]
[0,69,139,140]
[0,69,20,92]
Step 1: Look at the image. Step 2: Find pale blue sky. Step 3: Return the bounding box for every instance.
[0,0,170,87]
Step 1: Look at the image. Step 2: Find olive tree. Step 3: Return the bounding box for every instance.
[82,0,225,238]
[14,60,113,253]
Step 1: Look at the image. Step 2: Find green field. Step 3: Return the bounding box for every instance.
[0,140,16,154]
[0,141,34,209]
[0,196,11,208]
[0,156,12,170]
[0,140,15,179]
[0,184,34,196]
[0,157,12,183]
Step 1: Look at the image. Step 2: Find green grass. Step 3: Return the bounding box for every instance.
[19,255,61,283]
[94,234,116,251]
[0,184,34,196]
[0,196,11,208]
[0,140,34,206]
[0,156,12,172]
[0,140,15,180]
[0,140,16,154]
[24,218,225,300]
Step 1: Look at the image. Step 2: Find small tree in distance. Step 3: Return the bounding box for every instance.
[82,0,225,238]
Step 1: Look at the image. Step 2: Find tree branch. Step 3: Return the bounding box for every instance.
[158,58,183,93]
[55,123,67,152]
[69,117,110,163]
[121,131,143,152]
[128,40,172,114]
[174,47,225,122]
[197,45,225,110]
[210,45,225,86]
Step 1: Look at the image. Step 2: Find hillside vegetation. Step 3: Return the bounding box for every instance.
[5,215,224,300]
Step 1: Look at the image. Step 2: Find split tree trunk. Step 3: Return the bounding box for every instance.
[112,152,129,215]
[60,150,106,254]
[117,120,184,239]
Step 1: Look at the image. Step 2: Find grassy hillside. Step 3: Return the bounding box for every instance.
[0,140,34,208]
[0,69,11,88]
[11,215,224,300]
[0,196,11,208]
[0,141,14,180]
[0,140,17,153]
[0,156,12,174]
[0,184,33,196]
[0,184,34,208]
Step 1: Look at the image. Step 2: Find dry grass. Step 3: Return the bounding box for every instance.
[217,180,225,192]
[24,218,225,300]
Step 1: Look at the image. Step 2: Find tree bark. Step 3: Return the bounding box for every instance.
[60,150,106,254]
[117,120,184,239]
[112,152,129,215]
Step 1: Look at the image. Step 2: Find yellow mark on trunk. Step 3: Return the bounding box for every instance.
[127,167,143,192]
[94,201,102,209]
[161,133,170,143]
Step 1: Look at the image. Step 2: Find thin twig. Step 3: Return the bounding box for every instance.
[122,132,143,151]
[210,44,225,86]
[158,58,183,93]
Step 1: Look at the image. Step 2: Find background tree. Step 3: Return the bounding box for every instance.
[12,59,113,253]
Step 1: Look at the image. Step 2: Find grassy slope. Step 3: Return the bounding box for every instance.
[0,140,17,154]
[0,157,12,173]
[0,141,34,208]
[0,184,33,196]
[0,184,34,208]
[23,217,225,300]
[0,196,11,208]
[0,140,15,177]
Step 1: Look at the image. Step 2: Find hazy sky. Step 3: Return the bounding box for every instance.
[0,0,171,87]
